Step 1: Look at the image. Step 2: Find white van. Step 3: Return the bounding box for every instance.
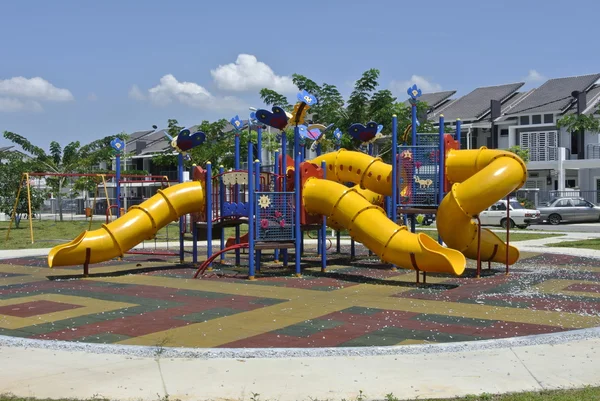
[477,199,540,229]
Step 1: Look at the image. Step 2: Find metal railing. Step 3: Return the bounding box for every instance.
[587,144,600,159]
[523,146,571,162]
[515,189,600,206]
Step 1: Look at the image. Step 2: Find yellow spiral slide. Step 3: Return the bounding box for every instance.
[48,182,204,267]
[309,147,527,273]
[309,150,467,275]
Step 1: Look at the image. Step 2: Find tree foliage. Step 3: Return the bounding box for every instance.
[0,152,47,228]
[507,145,530,163]
[556,113,600,134]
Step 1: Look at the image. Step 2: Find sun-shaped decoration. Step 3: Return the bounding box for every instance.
[401,149,413,159]
[258,195,272,209]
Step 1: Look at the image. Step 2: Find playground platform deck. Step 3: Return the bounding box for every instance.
[1,245,600,348]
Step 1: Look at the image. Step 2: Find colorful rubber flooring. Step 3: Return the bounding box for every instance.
[1,246,599,348]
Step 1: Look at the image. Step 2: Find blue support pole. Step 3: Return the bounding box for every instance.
[219,166,225,261]
[281,132,288,267]
[316,143,322,157]
[257,126,262,163]
[294,127,301,277]
[456,118,462,149]
[410,105,417,233]
[368,143,373,156]
[392,115,398,224]
[254,159,261,272]
[206,162,213,267]
[320,161,327,272]
[248,141,255,280]
[234,133,241,266]
[178,152,184,263]
[273,151,280,262]
[192,164,199,264]
[115,154,121,218]
[438,115,446,245]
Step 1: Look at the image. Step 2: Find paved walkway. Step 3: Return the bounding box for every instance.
[1,329,599,400]
[0,231,599,400]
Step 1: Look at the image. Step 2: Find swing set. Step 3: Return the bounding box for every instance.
[5,172,173,248]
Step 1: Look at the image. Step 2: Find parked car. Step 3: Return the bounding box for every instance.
[477,199,540,229]
[537,197,600,225]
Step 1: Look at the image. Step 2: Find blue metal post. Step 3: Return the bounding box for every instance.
[320,161,327,271]
[115,153,121,218]
[257,126,262,163]
[219,166,225,261]
[192,164,199,264]
[281,132,288,267]
[316,143,322,157]
[273,151,280,262]
[294,127,302,277]
[368,143,373,156]
[410,104,417,233]
[248,141,255,279]
[234,133,241,266]
[392,115,398,224]
[206,162,213,267]
[178,152,184,263]
[254,159,261,271]
[456,119,462,149]
[438,115,445,245]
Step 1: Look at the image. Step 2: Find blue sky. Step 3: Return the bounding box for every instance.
[1,0,599,149]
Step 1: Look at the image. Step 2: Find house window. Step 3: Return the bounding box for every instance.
[520,131,559,161]
[544,114,554,123]
[565,179,576,188]
[532,115,542,124]
[500,129,508,137]
[520,116,530,125]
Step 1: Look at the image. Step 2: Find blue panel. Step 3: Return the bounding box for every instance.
[255,192,295,241]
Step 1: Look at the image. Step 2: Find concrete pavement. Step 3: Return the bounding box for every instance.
[1,328,599,401]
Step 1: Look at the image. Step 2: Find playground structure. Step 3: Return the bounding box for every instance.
[46,86,527,281]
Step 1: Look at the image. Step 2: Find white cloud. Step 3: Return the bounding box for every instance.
[210,54,296,93]
[391,75,443,94]
[132,74,244,111]
[525,69,546,83]
[87,92,98,101]
[0,97,43,113]
[0,76,74,101]
[128,84,146,100]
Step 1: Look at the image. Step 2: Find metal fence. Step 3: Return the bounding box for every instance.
[513,189,600,206]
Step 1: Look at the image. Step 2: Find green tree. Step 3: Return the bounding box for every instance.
[557,113,600,159]
[259,89,292,111]
[345,68,380,126]
[507,145,530,163]
[0,152,47,228]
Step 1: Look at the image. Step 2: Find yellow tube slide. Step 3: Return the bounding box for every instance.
[437,148,527,265]
[313,149,393,196]
[48,181,204,267]
[303,178,466,274]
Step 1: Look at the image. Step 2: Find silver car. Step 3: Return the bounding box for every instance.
[538,197,600,225]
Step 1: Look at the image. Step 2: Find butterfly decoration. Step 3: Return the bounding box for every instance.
[255,106,291,130]
[110,138,125,153]
[348,121,384,144]
[230,115,244,131]
[171,129,206,153]
[297,90,317,106]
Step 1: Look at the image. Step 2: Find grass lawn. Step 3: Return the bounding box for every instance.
[0,219,185,250]
[0,220,561,250]
[551,237,600,250]
[2,387,600,401]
